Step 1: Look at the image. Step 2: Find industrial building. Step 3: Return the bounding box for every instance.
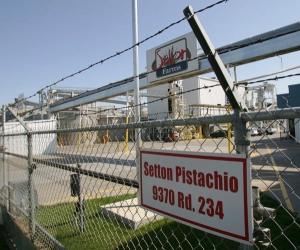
[2,21,300,143]
[277,83,300,142]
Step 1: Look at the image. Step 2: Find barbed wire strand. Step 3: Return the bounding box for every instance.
[7,46,300,121]
[8,0,228,109]
[14,70,299,124]
[7,0,300,119]
[24,29,299,113]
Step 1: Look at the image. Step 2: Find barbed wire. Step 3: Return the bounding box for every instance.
[216,29,300,55]
[139,72,300,110]
[6,0,300,120]
[15,84,222,123]
[243,73,300,85]
[42,70,300,124]
[8,0,228,109]
[6,50,300,122]
[36,25,300,112]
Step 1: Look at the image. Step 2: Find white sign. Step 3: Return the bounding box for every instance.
[140,149,252,245]
[146,32,198,83]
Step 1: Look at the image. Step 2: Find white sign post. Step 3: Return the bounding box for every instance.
[140,149,252,245]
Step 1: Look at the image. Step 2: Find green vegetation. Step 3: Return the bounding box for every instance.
[33,192,299,250]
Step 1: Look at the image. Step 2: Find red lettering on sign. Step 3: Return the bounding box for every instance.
[152,47,190,70]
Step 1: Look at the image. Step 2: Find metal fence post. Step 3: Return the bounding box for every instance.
[234,109,252,250]
[77,164,84,233]
[8,186,15,215]
[183,6,253,248]
[27,133,36,240]
[71,164,85,233]
[2,106,6,183]
[234,110,251,155]
[1,105,8,207]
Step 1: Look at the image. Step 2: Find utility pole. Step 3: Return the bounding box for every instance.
[132,0,141,165]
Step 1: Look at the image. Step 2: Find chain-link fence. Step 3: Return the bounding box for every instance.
[0,100,299,250]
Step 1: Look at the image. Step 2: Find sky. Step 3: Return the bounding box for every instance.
[1,0,300,108]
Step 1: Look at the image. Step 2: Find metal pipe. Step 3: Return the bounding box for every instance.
[132,0,141,168]
[2,107,300,137]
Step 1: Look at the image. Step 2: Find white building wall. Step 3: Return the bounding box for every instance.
[147,85,169,120]
[181,76,200,111]
[4,119,57,156]
[198,77,225,106]
[147,76,225,119]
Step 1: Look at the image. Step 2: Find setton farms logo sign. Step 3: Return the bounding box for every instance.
[151,38,191,78]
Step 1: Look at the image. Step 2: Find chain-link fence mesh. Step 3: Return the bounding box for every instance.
[0,98,300,249]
